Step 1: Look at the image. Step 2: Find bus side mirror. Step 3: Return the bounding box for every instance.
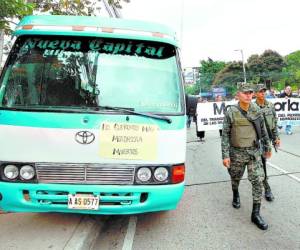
[185,95,198,116]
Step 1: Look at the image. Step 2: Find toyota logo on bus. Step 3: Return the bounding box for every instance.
[75,131,95,145]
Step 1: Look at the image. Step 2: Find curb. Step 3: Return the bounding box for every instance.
[64,215,109,250]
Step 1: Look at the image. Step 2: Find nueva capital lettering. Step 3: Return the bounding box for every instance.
[23,38,81,50]
[89,40,164,57]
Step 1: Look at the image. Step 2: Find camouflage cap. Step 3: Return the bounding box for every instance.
[255,83,267,92]
[236,82,254,92]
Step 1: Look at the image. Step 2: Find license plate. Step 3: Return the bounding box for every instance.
[68,194,100,210]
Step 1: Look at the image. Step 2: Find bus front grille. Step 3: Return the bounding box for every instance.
[36,163,135,185]
[22,190,148,207]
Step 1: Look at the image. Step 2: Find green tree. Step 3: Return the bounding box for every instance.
[0,0,34,34]
[31,0,98,16]
[282,50,300,89]
[107,0,130,8]
[247,49,286,87]
[30,0,129,16]
[213,50,287,95]
[212,61,244,95]
[0,0,34,67]
[184,84,196,95]
[193,58,226,95]
[247,54,263,83]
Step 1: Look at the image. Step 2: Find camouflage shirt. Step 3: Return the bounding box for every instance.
[221,102,272,159]
[255,99,280,142]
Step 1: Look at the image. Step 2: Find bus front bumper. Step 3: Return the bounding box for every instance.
[0,182,184,214]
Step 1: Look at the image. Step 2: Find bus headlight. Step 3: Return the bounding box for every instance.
[136,167,152,182]
[154,167,169,182]
[20,165,35,180]
[4,165,19,179]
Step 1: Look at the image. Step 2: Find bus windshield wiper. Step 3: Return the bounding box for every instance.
[99,105,172,124]
[1,105,100,113]
[1,105,172,123]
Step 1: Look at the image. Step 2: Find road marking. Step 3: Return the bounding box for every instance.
[64,215,107,250]
[267,162,300,183]
[122,216,137,250]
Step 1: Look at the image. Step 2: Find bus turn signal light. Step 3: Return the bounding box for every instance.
[171,164,185,184]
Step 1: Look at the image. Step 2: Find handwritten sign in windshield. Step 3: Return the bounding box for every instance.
[99,122,158,160]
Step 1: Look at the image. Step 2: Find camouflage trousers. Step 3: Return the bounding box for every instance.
[261,156,271,191]
[228,147,265,203]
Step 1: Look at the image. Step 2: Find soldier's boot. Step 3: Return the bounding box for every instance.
[263,180,274,202]
[232,189,240,209]
[251,203,268,230]
[265,189,274,202]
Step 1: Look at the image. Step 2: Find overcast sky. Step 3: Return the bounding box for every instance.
[122,0,300,68]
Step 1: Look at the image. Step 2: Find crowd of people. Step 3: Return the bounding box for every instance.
[187,84,299,137]
[266,85,300,98]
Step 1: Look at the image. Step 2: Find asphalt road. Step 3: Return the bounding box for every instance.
[93,126,300,250]
[1,125,299,250]
[92,125,300,250]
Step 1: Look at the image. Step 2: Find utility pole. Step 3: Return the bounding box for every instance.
[180,0,184,48]
[234,49,246,83]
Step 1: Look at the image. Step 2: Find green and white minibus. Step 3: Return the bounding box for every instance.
[0,15,193,214]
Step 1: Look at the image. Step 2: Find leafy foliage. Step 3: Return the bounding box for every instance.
[208,50,288,95]
[282,50,300,89]
[184,84,197,95]
[107,0,130,9]
[30,0,130,16]
[190,58,226,95]
[30,0,98,16]
[213,61,244,95]
[0,0,34,34]
[246,54,262,83]
[247,49,286,84]
[199,59,226,86]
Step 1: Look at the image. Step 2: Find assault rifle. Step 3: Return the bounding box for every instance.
[262,114,278,153]
[249,115,263,149]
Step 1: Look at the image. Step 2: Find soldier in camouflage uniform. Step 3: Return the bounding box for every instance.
[255,83,280,201]
[221,83,272,230]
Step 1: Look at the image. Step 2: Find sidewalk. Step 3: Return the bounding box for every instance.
[0,212,107,250]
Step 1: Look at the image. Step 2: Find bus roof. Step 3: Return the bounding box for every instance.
[15,15,179,47]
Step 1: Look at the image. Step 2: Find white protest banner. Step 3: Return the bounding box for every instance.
[196,98,300,131]
[272,98,300,127]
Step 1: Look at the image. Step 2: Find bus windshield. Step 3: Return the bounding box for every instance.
[0,35,183,114]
